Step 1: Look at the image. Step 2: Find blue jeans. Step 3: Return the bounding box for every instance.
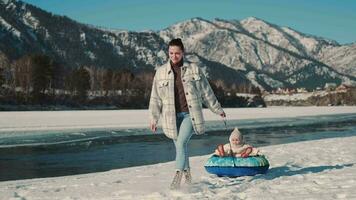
[174,112,193,171]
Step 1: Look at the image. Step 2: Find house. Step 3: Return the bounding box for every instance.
[324,83,337,91]
[297,88,308,93]
[336,84,352,92]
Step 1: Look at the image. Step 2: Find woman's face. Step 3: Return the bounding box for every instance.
[169,45,184,64]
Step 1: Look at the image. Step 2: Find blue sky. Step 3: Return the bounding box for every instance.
[22,0,356,44]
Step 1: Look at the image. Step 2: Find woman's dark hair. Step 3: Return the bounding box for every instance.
[168,38,184,52]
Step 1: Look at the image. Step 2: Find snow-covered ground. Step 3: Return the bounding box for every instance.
[1,106,356,132]
[0,136,355,200]
[1,106,356,199]
[263,90,346,101]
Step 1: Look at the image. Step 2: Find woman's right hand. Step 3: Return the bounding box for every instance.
[150,121,157,133]
[220,111,226,118]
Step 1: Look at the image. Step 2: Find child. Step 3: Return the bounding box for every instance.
[214,127,260,158]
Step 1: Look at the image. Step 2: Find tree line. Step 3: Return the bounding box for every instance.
[0,54,262,110]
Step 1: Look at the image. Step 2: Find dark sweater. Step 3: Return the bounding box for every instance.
[170,60,189,113]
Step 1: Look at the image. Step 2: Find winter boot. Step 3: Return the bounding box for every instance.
[170,170,183,190]
[183,168,192,184]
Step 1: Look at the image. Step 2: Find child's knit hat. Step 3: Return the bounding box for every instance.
[229,127,243,143]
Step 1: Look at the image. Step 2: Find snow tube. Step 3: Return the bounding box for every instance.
[204,155,269,177]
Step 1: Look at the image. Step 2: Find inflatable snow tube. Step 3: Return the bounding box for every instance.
[204,155,269,177]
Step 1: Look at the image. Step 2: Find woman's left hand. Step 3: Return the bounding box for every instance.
[150,120,157,133]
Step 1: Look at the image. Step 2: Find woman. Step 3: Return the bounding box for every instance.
[149,38,226,189]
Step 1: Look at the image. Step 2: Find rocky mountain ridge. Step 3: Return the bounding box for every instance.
[1,0,355,91]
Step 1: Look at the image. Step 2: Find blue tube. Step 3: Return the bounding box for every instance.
[204,155,270,177]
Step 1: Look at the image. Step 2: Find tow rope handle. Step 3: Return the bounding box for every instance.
[222,116,237,167]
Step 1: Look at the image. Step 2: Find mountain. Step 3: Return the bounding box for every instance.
[1,0,356,91]
[160,17,356,90]
[0,0,167,70]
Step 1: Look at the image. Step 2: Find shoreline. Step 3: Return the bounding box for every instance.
[1,106,356,133]
[1,136,355,199]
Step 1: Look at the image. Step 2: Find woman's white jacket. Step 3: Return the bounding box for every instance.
[149,61,224,139]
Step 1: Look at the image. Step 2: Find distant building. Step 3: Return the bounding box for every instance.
[324,83,337,91]
[315,87,322,91]
[272,87,298,94]
[261,90,270,96]
[288,89,296,94]
[336,84,352,92]
[297,88,308,93]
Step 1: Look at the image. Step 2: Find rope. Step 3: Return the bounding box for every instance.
[222,116,236,167]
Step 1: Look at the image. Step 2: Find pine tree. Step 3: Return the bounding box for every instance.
[30,55,53,102]
[103,69,113,96]
[73,67,90,102]
[12,55,32,96]
[0,52,10,87]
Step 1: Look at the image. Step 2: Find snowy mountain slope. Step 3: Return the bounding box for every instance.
[0,0,167,69]
[159,17,356,89]
[1,0,355,90]
[316,43,356,77]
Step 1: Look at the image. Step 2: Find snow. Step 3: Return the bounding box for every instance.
[0,107,356,199]
[1,0,10,4]
[1,106,356,133]
[80,32,86,45]
[257,74,284,88]
[101,33,124,56]
[240,17,301,55]
[158,17,354,90]
[264,90,347,102]
[0,16,21,38]
[246,71,265,89]
[213,19,242,32]
[96,27,127,35]
[318,44,356,77]
[114,45,124,56]
[102,33,119,48]
[1,135,355,199]
[282,27,320,53]
[85,51,96,60]
[22,11,40,30]
[234,93,256,98]
[264,92,316,101]
[5,1,15,10]
[157,49,167,60]
[160,17,215,44]
[314,66,337,78]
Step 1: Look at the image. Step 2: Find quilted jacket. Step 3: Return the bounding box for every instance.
[149,61,224,139]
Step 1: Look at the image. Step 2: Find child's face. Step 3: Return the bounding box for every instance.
[231,138,240,145]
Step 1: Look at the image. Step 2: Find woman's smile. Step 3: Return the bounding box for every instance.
[169,46,183,64]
